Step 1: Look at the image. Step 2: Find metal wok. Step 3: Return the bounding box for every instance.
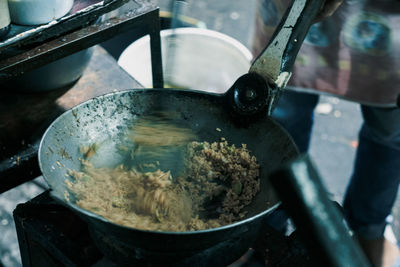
[38,0,324,265]
[39,87,298,265]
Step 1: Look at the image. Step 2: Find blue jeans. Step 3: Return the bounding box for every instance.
[272,89,400,239]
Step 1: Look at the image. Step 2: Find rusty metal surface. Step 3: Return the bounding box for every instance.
[0,46,142,193]
[0,0,128,54]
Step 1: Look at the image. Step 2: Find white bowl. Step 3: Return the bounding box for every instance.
[118,28,253,93]
[8,0,73,25]
[1,48,93,91]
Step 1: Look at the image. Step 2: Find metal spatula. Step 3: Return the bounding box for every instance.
[227,0,326,118]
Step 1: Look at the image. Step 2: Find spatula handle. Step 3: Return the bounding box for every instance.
[269,155,371,267]
[225,0,325,117]
[250,0,324,89]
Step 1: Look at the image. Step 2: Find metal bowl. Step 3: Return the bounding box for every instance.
[1,48,93,92]
[8,0,73,25]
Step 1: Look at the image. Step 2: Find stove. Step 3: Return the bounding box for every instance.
[13,191,316,267]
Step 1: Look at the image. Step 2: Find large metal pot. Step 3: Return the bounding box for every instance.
[118,27,252,93]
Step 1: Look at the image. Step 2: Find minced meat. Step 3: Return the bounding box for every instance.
[66,138,260,232]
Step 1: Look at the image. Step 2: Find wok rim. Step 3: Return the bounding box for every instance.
[38,88,282,236]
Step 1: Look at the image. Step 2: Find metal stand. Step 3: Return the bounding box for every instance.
[0,1,163,87]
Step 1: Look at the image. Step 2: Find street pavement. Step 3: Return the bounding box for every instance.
[0,180,45,266]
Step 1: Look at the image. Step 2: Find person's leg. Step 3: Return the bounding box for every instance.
[342,105,400,266]
[343,105,400,239]
[272,89,320,153]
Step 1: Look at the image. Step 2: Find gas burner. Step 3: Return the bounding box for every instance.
[13,191,316,267]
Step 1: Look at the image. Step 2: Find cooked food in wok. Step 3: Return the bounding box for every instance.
[66,137,260,232]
